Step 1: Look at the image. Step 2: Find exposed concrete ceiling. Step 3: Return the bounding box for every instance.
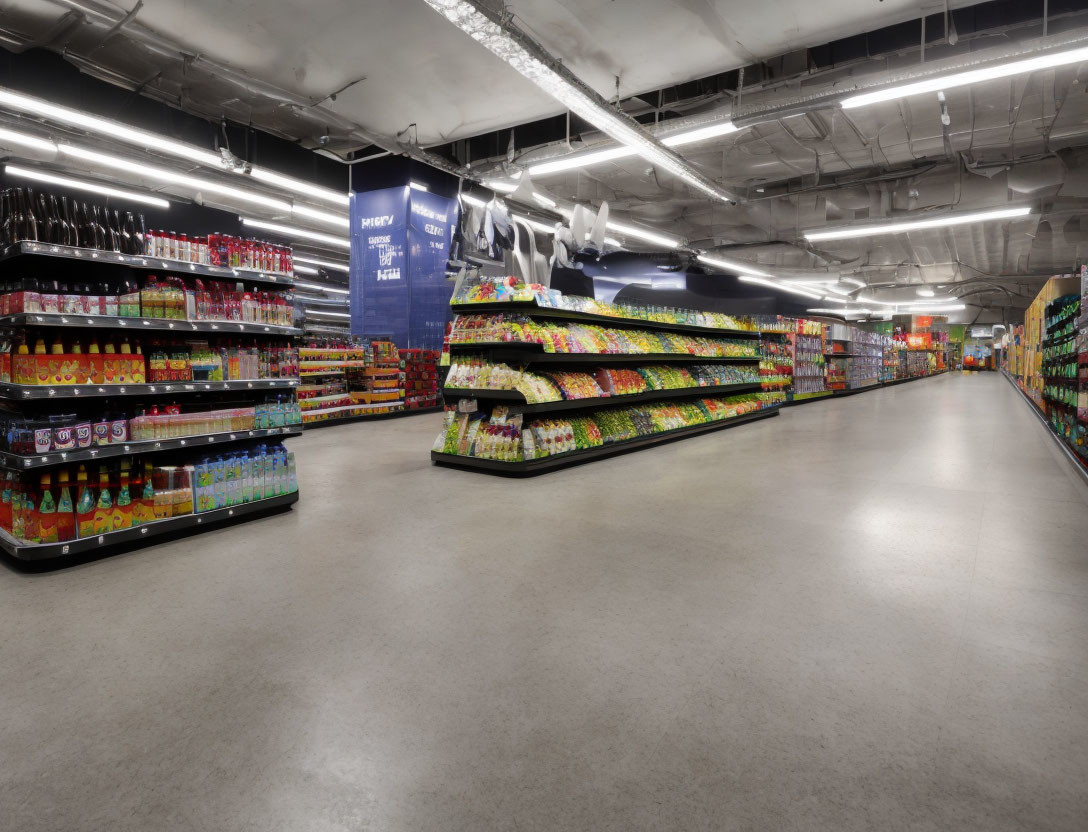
[0,0,1084,324]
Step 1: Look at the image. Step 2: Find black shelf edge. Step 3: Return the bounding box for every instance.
[448,343,760,364]
[0,426,301,470]
[431,407,780,477]
[1,241,295,288]
[440,382,765,413]
[449,301,761,337]
[302,405,443,429]
[0,378,301,401]
[1001,371,1088,488]
[0,491,299,565]
[0,313,301,337]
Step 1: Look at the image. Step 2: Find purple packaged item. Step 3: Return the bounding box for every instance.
[93,421,110,446]
[109,419,128,444]
[53,425,75,451]
[34,428,52,454]
[74,423,93,448]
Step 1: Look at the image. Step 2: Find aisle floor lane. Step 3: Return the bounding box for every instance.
[1,372,1087,831]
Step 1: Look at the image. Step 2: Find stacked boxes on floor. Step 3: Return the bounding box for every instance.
[400,349,440,410]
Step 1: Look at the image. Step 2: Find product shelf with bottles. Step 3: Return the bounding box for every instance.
[790,319,830,402]
[0,187,302,566]
[433,277,779,475]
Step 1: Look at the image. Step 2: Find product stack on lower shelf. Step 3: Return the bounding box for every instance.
[432,278,783,475]
[758,317,794,397]
[1041,292,1084,456]
[0,194,302,564]
[791,319,830,402]
[401,349,441,410]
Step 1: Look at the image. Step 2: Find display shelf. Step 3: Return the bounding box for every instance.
[448,343,759,364]
[441,382,763,414]
[0,312,301,337]
[450,300,760,338]
[0,426,300,471]
[431,407,779,477]
[0,378,300,401]
[787,390,833,405]
[302,404,442,429]
[0,241,294,288]
[1003,370,1088,486]
[0,491,299,566]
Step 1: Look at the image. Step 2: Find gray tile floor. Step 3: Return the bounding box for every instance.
[2,372,1086,831]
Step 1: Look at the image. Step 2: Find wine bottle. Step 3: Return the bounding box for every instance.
[0,190,11,246]
[36,192,54,244]
[65,197,80,248]
[121,212,135,254]
[24,188,39,241]
[51,194,68,246]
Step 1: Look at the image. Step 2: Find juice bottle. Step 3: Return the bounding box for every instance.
[11,489,24,541]
[0,471,12,532]
[33,337,46,355]
[37,473,57,543]
[56,469,75,542]
[134,461,155,525]
[92,466,112,535]
[21,479,39,543]
[113,461,132,531]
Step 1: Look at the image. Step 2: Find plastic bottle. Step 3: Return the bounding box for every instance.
[113,461,132,531]
[135,461,155,526]
[0,472,12,532]
[56,470,75,542]
[21,479,39,543]
[92,466,113,535]
[37,473,57,543]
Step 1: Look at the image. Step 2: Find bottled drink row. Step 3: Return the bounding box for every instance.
[2,397,302,456]
[0,186,294,274]
[0,274,294,326]
[3,335,300,386]
[1,443,298,544]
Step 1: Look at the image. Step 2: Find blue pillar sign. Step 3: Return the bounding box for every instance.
[407,190,459,350]
[350,183,458,350]
[350,186,409,344]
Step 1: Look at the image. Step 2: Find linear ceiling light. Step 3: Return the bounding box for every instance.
[803,206,1031,242]
[0,126,57,152]
[841,45,1088,109]
[739,276,824,300]
[293,255,350,273]
[409,181,429,192]
[916,287,935,297]
[305,310,351,318]
[294,280,350,295]
[697,253,770,278]
[525,121,737,177]
[514,215,559,235]
[5,164,171,208]
[293,264,319,275]
[422,0,734,203]
[607,220,680,249]
[0,85,348,206]
[240,217,350,249]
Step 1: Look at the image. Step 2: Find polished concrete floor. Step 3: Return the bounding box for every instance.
[2,372,1087,831]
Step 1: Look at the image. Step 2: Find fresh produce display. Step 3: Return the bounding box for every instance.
[436,392,785,462]
[452,277,758,332]
[450,313,759,357]
[546,371,605,400]
[445,358,562,402]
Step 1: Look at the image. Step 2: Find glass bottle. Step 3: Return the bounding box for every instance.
[56,469,75,542]
[23,188,39,241]
[75,465,96,538]
[92,466,113,535]
[37,473,57,543]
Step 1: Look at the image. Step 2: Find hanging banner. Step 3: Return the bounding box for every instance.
[350,186,409,343]
[407,190,459,350]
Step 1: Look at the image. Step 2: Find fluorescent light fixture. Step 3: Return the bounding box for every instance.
[841,277,866,287]
[514,214,559,236]
[604,236,623,247]
[293,255,350,273]
[908,303,966,312]
[661,121,739,147]
[0,85,348,206]
[293,264,319,275]
[697,253,771,278]
[528,146,637,176]
[460,193,487,208]
[247,168,349,206]
[0,126,57,153]
[305,310,351,318]
[409,181,429,192]
[804,206,1031,241]
[916,287,935,297]
[607,220,680,249]
[739,276,824,300]
[807,308,852,314]
[821,296,850,303]
[294,280,350,295]
[483,179,517,193]
[841,46,1088,109]
[525,121,738,177]
[60,145,347,229]
[532,192,557,208]
[5,164,171,208]
[240,217,350,249]
[423,0,733,202]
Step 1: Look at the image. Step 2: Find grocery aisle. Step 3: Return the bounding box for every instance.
[1,372,1086,831]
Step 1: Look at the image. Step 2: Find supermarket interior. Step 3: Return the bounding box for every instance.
[1,1,1087,830]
